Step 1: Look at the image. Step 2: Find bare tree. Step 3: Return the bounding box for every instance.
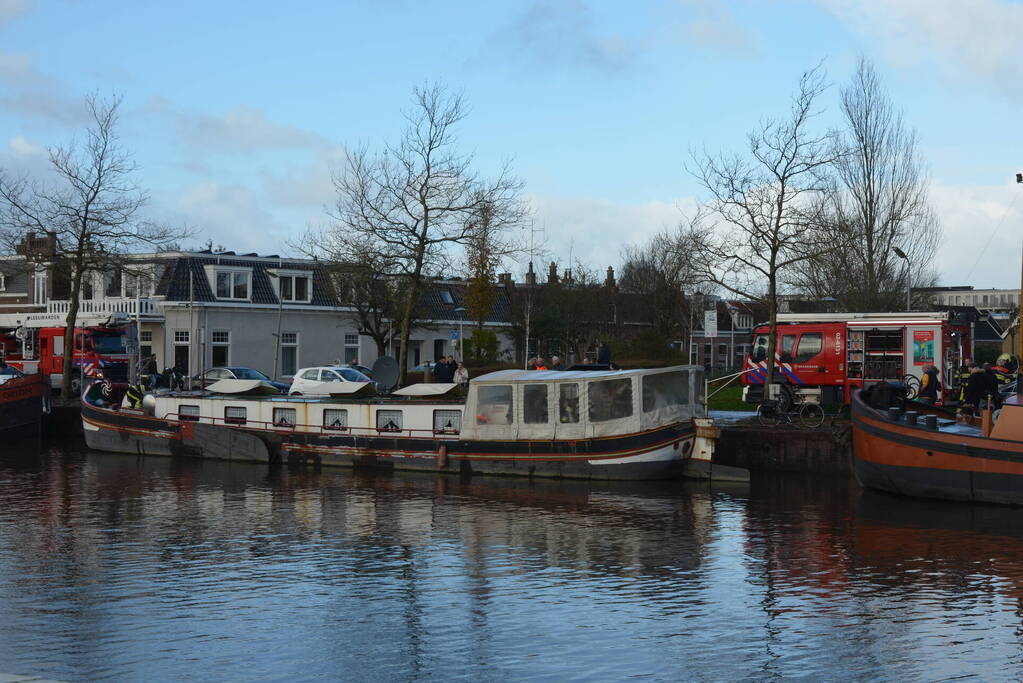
[324,84,526,384]
[620,227,709,341]
[787,58,940,311]
[0,94,188,398]
[688,65,843,389]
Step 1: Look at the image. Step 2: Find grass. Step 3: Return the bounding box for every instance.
[706,383,753,412]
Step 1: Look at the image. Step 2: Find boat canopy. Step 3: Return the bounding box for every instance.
[461,365,705,441]
[391,383,459,397]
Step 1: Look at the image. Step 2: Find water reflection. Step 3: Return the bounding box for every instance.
[1,444,1022,680]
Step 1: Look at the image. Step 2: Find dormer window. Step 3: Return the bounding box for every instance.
[270,269,312,303]
[440,290,454,305]
[205,266,251,301]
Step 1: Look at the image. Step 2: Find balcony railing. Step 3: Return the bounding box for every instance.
[47,297,164,318]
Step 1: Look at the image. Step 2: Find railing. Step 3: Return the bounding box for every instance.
[47,297,163,317]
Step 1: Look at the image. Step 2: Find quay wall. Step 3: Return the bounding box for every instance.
[715,423,853,476]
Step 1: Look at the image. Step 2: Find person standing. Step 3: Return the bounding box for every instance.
[550,356,563,371]
[434,356,454,383]
[918,365,940,404]
[453,362,469,386]
[597,342,611,365]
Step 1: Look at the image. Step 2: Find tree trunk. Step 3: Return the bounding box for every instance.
[61,255,85,399]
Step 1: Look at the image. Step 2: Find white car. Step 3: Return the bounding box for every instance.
[288,365,373,395]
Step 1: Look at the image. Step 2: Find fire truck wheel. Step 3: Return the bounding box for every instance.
[773,384,794,412]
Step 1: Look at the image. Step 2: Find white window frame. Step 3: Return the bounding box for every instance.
[212,330,230,366]
[205,265,252,302]
[280,331,299,377]
[0,272,5,292]
[174,330,190,344]
[269,269,313,303]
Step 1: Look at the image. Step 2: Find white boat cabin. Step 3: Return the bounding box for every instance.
[145,365,706,441]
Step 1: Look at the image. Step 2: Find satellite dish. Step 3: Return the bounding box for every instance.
[371,356,400,392]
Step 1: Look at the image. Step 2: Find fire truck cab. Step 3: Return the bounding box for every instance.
[742,312,972,407]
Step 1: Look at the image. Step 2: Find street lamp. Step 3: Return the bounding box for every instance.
[454,306,466,361]
[893,246,911,311]
[266,271,284,379]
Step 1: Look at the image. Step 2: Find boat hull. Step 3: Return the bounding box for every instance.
[851,391,1023,505]
[81,401,699,481]
[0,374,45,438]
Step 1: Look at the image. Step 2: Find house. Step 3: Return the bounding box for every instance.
[687,297,760,371]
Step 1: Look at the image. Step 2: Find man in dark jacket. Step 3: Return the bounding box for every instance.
[918,365,940,404]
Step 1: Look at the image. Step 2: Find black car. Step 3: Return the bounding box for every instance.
[196,367,290,393]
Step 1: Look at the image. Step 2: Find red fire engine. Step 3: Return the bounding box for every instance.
[741,312,973,406]
[0,313,133,392]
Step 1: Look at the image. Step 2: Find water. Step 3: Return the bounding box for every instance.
[2,443,1022,682]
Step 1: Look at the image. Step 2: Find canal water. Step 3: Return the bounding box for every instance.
[1,443,1021,682]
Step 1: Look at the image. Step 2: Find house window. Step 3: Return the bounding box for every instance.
[0,273,6,291]
[344,333,359,364]
[441,290,454,305]
[376,409,403,432]
[323,409,348,431]
[433,409,461,434]
[173,329,191,374]
[281,332,298,376]
[224,406,247,425]
[212,330,230,367]
[174,330,190,344]
[273,407,296,428]
[140,329,153,359]
[178,404,200,422]
[215,270,250,300]
[276,272,312,303]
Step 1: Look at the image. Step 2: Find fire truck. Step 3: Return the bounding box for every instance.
[741,312,973,407]
[0,312,134,392]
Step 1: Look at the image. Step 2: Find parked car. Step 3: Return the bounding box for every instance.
[289,365,373,395]
[196,367,290,393]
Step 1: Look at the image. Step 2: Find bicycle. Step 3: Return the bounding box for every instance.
[756,397,825,428]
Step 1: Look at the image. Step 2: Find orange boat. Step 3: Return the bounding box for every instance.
[0,370,46,438]
[851,385,1023,505]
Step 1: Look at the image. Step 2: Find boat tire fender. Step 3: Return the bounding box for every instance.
[437,444,448,470]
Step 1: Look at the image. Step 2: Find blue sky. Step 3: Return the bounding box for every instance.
[2,0,1022,289]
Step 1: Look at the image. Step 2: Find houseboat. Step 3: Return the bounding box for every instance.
[851,384,1023,505]
[81,366,745,482]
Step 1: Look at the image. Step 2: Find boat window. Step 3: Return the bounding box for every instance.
[224,406,246,425]
[273,407,296,428]
[793,333,823,363]
[588,378,633,422]
[523,384,549,424]
[642,371,689,413]
[476,385,513,425]
[780,335,796,362]
[376,409,403,432]
[323,408,348,431]
[301,369,320,381]
[178,404,200,422]
[559,384,580,423]
[433,409,461,434]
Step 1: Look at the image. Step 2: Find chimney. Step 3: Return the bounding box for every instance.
[498,272,512,287]
[525,262,536,286]
[605,266,615,289]
[547,261,559,284]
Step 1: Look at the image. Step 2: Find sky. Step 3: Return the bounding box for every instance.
[1,0,1022,289]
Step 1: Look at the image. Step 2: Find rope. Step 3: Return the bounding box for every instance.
[963,183,1022,282]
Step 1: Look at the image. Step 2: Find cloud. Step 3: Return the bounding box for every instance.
[9,134,44,158]
[146,96,329,155]
[818,0,1023,100]
[493,0,639,73]
[928,179,1023,288]
[674,0,758,56]
[522,193,694,274]
[170,181,295,254]
[259,145,346,209]
[0,0,32,26]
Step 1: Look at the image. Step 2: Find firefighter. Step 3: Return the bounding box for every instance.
[956,358,975,403]
[992,353,1015,387]
[963,366,988,415]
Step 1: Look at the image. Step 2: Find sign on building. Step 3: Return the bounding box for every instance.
[704,310,717,338]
